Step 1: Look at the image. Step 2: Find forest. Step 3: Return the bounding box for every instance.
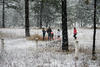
[0,0,100,67]
[0,0,99,28]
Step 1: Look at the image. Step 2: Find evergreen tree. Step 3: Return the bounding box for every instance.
[32,0,61,28]
[85,0,89,5]
[76,0,94,27]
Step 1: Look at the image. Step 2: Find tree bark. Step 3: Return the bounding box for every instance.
[40,0,43,28]
[25,0,30,37]
[62,0,69,51]
[2,0,5,28]
[92,0,97,59]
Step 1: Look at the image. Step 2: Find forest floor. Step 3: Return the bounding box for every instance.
[0,28,100,67]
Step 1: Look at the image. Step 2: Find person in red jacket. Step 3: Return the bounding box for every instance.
[73,27,77,39]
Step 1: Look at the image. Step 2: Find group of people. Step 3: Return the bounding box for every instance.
[42,27,61,41]
[42,27,77,41]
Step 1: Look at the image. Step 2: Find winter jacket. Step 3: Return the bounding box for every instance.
[74,28,77,34]
[57,31,61,36]
[47,28,52,34]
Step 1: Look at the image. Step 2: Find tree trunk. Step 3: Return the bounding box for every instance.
[25,0,30,37]
[46,22,48,28]
[92,0,97,60]
[2,0,5,28]
[62,0,69,51]
[81,20,83,27]
[40,0,43,29]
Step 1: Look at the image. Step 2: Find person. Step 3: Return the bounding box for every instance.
[47,27,52,40]
[42,28,46,40]
[73,27,77,39]
[57,29,61,39]
[51,31,54,40]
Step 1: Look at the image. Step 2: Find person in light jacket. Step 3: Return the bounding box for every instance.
[57,29,61,39]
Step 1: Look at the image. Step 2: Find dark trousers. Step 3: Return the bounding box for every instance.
[48,33,51,40]
[51,34,54,40]
[73,34,77,39]
[43,33,45,40]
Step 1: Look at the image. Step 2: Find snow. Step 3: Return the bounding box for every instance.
[0,28,100,67]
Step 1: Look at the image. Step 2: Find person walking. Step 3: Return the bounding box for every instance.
[73,27,77,39]
[57,29,61,39]
[51,31,54,40]
[42,28,46,40]
[47,27,52,40]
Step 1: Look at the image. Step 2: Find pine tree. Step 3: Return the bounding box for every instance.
[85,0,89,5]
[62,0,69,51]
[33,0,61,28]
[25,0,30,37]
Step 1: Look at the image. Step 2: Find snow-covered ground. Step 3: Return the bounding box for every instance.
[0,28,100,67]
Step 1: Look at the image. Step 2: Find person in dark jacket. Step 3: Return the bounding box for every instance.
[47,27,52,40]
[73,27,77,39]
[42,28,46,40]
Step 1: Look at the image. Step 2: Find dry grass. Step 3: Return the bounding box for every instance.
[27,34,48,41]
[0,32,6,38]
[79,47,92,54]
